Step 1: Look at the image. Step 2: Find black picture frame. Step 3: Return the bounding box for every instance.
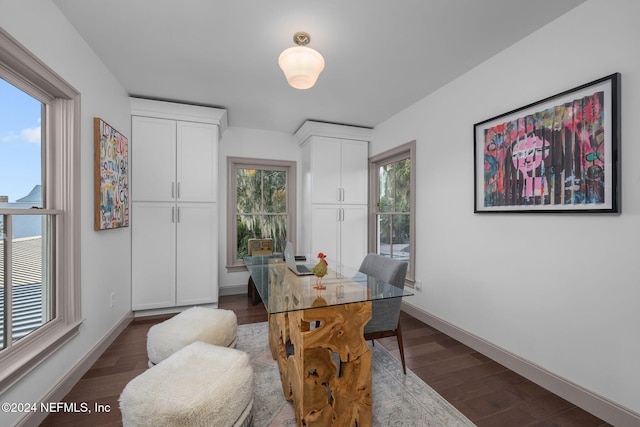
[474,73,620,213]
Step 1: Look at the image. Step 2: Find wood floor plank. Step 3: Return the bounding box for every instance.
[517,392,575,421]
[40,295,610,426]
[526,406,610,427]
[473,406,539,427]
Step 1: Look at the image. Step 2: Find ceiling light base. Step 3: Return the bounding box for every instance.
[293,32,311,46]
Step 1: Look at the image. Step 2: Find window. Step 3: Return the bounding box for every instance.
[0,28,81,391]
[0,78,53,349]
[227,158,296,271]
[369,141,416,283]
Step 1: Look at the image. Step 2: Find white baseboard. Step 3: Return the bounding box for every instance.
[219,284,247,296]
[17,311,134,427]
[133,303,218,318]
[401,302,640,427]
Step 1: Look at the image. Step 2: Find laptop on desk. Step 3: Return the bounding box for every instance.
[284,241,315,276]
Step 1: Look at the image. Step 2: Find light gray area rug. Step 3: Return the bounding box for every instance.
[235,322,476,427]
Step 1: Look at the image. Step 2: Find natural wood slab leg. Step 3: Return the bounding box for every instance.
[270,312,294,401]
[281,301,372,426]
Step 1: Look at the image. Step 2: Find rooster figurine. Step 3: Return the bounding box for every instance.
[312,252,328,289]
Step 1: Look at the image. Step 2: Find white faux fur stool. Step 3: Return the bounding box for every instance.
[120,342,254,427]
[147,307,237,366]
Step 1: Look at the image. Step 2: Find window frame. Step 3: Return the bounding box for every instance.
[0,27,82,392]
[226,157,296,272]
[368,140,416,284]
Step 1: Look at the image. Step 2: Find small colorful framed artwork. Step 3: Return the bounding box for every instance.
[474,73,620,213]
[94,118,129,230]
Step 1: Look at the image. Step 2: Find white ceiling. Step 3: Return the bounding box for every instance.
[52,0,585,134]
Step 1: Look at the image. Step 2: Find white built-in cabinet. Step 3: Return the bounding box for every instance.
[297,121,372,275]
[310,204,368,275]
[309,136,368,205]
[130,98,227,312]
[131,118,217,203]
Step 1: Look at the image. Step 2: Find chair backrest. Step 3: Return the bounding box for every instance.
[358,253,408,289]
[358,254,408,334]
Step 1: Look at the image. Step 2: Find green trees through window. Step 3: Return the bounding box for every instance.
[235,168,288,258]
[377,158,411,261]
[370,141,415,282]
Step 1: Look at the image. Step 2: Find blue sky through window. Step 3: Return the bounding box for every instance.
[0,78,42,203]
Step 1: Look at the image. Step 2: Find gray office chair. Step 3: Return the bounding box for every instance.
[358,253,409,374]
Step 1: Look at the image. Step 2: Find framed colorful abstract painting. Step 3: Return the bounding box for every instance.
[474,73,620,213]
[94,118,129,230]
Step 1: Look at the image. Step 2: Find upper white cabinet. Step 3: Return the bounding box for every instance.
[177,121,218,202]
[131,116,176,202]
[131,112,219,203]
[307,136,368,205]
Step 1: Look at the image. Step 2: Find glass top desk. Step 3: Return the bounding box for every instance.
[244,254,412,314]
[244,254,413,426]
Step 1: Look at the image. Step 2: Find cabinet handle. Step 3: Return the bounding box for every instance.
[337,188,341,202]
[177,207,181,223]
[177,182,181,199]
[172,207,175,223]
[171,182,175,199]
[341,188,345,201]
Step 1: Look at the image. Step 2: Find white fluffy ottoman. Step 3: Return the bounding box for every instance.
[147,307,237,366]
[120,342,254,427]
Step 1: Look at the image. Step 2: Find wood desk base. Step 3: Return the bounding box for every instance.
[269,301,372,426]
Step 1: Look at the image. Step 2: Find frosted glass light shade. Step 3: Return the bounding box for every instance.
[278,46,325,89]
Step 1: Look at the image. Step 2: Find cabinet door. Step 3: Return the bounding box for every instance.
[340,140,368,205]
[131,117,176,202]
[177,122,217,202]
[132,202,176,309]
[340,205,368,272]
[310,137,342,204]
[310,205,341,278]
[176,203,218,305]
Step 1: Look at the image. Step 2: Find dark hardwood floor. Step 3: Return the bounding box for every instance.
[41,295,610,426]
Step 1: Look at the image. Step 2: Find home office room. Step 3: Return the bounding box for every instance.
[0,1,638,426]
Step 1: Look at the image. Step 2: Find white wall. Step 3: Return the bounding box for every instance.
[371,0,639,418]
[217,127,300,292]
[2,0,637,424]
[0,1,132,425]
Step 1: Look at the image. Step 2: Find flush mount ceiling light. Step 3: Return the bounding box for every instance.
[278,32,325,90]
